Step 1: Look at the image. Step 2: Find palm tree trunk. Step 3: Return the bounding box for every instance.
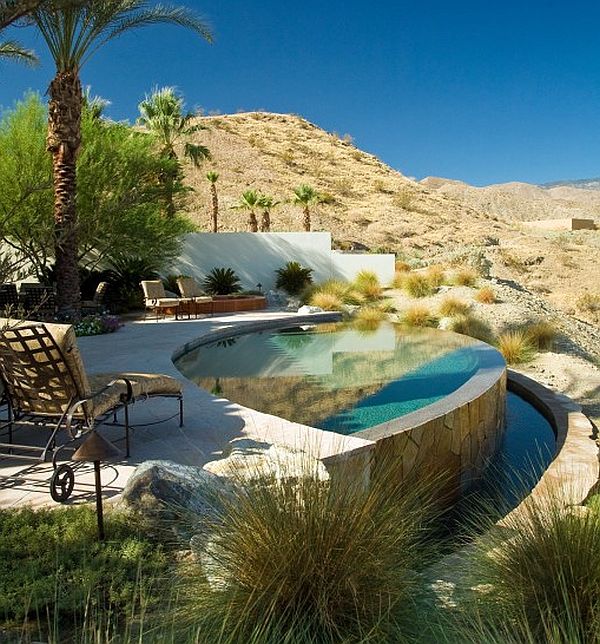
[249,211,258,233]
[47,70,82,315]
[303,206,311,232]
[260,209,270,232]
[210,183,218,232]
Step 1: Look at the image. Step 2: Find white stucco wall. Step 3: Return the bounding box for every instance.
[170,232,395,291]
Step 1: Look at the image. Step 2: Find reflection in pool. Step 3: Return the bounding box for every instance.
[175,322,495,435]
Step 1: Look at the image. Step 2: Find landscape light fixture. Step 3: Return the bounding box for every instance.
[73,431,122,541]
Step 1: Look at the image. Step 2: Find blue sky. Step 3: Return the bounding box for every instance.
[1,0,599,186]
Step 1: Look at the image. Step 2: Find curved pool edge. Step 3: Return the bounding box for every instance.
[173,318,508,499]
[500,371,599,524]
[171,311,343,363]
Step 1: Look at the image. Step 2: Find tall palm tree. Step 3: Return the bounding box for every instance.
[293,184,320,232]
[8,2,212,314]
[206,170,219,232]
[232,189,260,232]
[138,86,211,218]
[258,193,278,232]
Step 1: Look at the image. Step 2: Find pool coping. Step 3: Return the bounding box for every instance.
[358,340,506,441]
[501,370,599,523]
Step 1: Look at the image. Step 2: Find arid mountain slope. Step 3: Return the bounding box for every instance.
[181,112,600,323]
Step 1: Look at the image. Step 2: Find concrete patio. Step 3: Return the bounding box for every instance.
[0,310,372,508]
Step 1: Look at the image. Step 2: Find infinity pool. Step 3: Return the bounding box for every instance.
[175,322,494,435]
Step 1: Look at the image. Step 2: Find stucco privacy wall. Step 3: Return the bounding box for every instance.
[171,232,395,291]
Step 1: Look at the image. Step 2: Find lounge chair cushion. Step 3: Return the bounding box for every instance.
[177,277,208,299]
[141,280,166,301]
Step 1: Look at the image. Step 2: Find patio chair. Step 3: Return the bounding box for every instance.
[0,319,183,502]
[176,277,213,317]
[141,280,182,320]
[0,284,20,316]
[81,281,110,315]
[19,283,56,319]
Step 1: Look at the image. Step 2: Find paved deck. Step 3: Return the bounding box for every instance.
[0,311,372,508]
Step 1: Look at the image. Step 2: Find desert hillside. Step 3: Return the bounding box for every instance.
[181,112,600,324]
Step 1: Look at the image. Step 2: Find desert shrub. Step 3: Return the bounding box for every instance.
[402,305,438,328]
[425,265,446,289]
[310,291,344,311]
[576,292,600,322]
[402,273,435,298]
[524,320,557,351]
[177,456,437,643]
[203,267,241,295]
[447,247,492,278]
[353,270,383,300]
[497,330,536,364]
[395,260,411,272]
[452,267,478,287]
[275,261,314,296]
[475,286,496,304]
[0,506,167,624]
[448,314,494,343]
[392,189,413,210]
[438,296,470,317]
[464,491,600,643]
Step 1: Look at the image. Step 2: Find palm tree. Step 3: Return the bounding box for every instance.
[138,86,211,218]
[0,38,37,64]
[206,170,219,232]
[232,189,261,232]
[258,194,278,232]
[293,184,320,232]
[8,2,212,314]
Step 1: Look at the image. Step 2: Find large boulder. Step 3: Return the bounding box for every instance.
[203,437,330,485]
[121,459,229,525]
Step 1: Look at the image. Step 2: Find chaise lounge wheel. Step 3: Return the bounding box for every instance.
[50,464,75,502]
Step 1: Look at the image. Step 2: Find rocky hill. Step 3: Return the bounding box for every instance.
[181,112,600,325]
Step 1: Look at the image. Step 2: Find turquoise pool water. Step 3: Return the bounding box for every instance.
[175,322,492,435]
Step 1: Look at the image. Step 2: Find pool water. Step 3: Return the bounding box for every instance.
[479,390,555,506]
[175,322,492,435]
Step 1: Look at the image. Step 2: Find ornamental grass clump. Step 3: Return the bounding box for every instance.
[438,296,470,317]
[462,489,600,643]
[425,265,446,290]
[452,268,478,287]
[475,286,496,304]
[402,305,438,328]
[309,291,344,311]
[177,456,438,643]
[402,272,435,298]
[497,329,535,364]
[524,320,557,351]
[448,314,494,343]
[353,270,383,301]
[353,306,387,331]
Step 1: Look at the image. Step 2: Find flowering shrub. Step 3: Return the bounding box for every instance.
[74,314,121,337]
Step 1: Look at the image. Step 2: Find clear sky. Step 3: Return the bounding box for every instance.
[1,0,599,186]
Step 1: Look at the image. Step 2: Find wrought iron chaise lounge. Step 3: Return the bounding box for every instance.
[141,280,183,320]
[0,319,183,502]
[176,277,213,317]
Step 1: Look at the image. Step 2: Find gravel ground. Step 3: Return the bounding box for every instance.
[387,278,600,427]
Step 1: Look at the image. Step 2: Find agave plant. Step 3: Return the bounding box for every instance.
[202,267,241,295]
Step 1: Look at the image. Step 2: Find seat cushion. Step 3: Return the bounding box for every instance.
[87,373,130,418]
[145,298,180,307]
[91,371,181,400]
